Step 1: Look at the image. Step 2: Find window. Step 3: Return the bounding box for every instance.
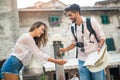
[49,16,60,27]
[106,38,116,51]
[101,15,110,24]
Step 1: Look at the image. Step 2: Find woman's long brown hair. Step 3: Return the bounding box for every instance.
[29,21,48,48]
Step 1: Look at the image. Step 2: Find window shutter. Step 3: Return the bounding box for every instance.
[49,16,60,27]
[106,38,116,51]
[101,15,109,24]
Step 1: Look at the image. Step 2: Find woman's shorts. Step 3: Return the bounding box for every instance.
[1,55,23,79]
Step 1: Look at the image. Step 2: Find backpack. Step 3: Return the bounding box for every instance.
[71,18,99,58]
[86,18,99,42]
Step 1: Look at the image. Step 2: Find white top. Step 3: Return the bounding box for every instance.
[70,17,106,61]
[11,33,50,66]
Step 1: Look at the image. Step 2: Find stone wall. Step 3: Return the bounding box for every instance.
[0,0,19,60]
[18,10,120,58]
[0,0,119,59]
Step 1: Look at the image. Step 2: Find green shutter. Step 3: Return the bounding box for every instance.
[49,17,53,25]
[106,38,116,51]
[101,15,109,24]
[49,16,60,27]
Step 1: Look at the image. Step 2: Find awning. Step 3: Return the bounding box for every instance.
[43,53,120,72]
[109,53,120,66]
[43,58,78,72]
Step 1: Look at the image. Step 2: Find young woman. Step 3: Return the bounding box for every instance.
[1,21,67,80]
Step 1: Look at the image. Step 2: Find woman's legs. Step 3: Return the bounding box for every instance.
[1,56,23,80]
[4,73,19,80]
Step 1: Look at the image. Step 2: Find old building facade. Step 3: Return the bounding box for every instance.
[0,0,120,80]
[18,0,120,80]
[18,0,120,57]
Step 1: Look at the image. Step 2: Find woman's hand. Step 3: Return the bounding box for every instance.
[48,58,67,65]
[56,59,68,65]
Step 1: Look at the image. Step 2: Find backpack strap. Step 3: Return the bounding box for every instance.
[86,18,99,42]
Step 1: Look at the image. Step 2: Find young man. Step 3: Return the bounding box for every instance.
[59,4,106,80]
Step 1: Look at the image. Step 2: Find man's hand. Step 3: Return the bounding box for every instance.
[59,48,66,53]
[58,48,66,57]
[98,47,101,52]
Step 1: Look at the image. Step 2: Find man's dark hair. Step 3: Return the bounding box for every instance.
[64,4,81,14]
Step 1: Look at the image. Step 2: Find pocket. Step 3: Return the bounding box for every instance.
[11,56,22,69]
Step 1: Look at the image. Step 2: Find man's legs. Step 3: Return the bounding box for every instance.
[78,60,105,80]
[78,60,91,80]
[91,70,105,80]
